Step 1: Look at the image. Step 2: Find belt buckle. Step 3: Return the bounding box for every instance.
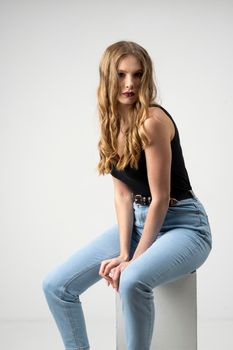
[134,194,149,205]
[134,194,142,204]
[169,197,179,206]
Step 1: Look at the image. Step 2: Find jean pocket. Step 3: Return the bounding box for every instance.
[191,201,212,247]
[168,199,200,214]
[192,200,211,226]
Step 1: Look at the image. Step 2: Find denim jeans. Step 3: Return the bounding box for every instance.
[42,190,212,350]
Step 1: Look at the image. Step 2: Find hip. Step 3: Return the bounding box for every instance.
[133,195,212,248]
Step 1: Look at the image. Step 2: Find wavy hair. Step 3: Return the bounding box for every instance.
[96,40,160,175]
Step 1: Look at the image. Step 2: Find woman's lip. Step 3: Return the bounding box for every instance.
[122,92,135,97]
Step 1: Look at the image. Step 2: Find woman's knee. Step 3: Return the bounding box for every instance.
[42,266,64,297]
[119,268,152,297]
[42,271,55,295]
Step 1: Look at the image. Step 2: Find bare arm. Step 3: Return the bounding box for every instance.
[131,109,172,261]
[98,177,133,286]
[112,176,134,261]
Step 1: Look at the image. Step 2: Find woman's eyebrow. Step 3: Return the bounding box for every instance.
[117,69,143,73]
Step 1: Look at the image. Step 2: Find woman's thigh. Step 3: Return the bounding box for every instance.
[42,224,120,295]
[120,197,212,288]
[42,224,138,297]
[120,226,211,290]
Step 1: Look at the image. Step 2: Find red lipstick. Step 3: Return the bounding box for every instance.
[122,91,135,97]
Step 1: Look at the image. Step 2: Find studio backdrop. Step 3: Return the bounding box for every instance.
[0,0,232,348]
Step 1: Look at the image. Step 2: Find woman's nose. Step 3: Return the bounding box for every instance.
[125,76,134,89]
[126,84,133,89]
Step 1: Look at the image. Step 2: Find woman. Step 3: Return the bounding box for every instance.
[42,40,212,350]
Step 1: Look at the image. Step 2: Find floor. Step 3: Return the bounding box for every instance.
[0,319,232,349]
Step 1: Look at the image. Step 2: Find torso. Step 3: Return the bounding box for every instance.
[111,105,193,197]
[116,106,175,157]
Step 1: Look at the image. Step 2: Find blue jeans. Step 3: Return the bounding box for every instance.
[42,191,212,350]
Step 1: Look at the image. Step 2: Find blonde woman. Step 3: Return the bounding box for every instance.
[42,41,212,350]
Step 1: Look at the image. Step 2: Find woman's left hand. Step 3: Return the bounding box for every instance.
[107,261,131,292]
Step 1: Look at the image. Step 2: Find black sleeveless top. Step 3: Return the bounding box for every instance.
[110,105,192,198]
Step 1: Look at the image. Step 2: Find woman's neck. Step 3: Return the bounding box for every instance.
[117,103,132,123]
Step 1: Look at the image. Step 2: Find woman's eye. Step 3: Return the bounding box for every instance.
[135,72,143,78]
[117,72,143,78]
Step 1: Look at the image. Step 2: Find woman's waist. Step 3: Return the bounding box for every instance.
[132,189,196,207]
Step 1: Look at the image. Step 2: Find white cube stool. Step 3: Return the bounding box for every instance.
[115,272,197,350]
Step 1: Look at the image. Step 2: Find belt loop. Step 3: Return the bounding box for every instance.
[169,198,179,206]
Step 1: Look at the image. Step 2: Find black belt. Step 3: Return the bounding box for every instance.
[132,190,194,206]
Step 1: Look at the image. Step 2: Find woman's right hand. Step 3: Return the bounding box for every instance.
[99,255,129,287]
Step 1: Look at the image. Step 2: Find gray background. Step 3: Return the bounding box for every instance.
[1,0,232,349]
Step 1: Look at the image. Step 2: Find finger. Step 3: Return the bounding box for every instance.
[103,262,116,277]
[99,260,109,277]
[103,271,114,286]
[106,270,114,284]
[114,263,128,291]
[112,267,121,290]
[105,279,110,286]
[102,264,115,278]
[104,269,116,288]
[120,265,126,273]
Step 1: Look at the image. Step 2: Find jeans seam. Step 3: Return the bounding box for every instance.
[148,294,154,348]
[61,253,120,350]
[192,201,212,238]
[63,297,90,349]
[134,281,154,349]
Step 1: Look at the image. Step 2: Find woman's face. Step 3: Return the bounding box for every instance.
[116,54,143,108]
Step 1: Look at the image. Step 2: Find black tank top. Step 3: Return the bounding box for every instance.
[110,105,192,197]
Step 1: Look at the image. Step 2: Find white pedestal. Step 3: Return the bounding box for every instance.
[115,272,197,350]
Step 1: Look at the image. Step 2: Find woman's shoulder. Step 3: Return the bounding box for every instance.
[148,105,171,121]
[144,106,175,142]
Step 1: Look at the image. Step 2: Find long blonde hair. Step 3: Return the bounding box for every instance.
[96,40,160,175]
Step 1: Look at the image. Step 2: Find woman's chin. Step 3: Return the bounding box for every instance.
[117,97,137,106]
